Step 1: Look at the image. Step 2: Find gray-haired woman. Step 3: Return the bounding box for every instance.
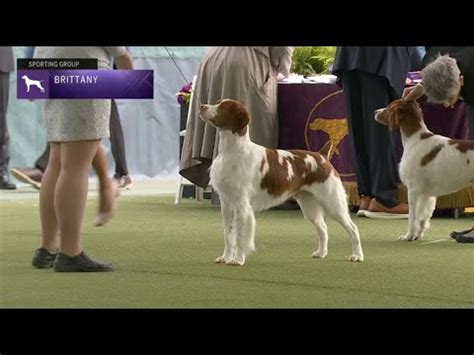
[412,47,474,242]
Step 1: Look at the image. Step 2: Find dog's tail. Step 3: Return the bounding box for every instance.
[319,140,333,159]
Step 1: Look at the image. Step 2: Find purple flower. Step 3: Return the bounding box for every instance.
[181,83,192,93]
[176,82,193,105]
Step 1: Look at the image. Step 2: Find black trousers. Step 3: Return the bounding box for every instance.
[339,70,401,208]
[36,99,129,177]
[0,72,10,179]
[468,104,474,140]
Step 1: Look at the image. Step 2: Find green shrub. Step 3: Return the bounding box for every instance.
[291,46,337,76]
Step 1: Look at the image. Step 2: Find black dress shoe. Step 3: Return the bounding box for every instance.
[450,228,474,239]
[0,179,16,190]
[53,251,114,272]
[455,234,474,243]
[32,247,58,268]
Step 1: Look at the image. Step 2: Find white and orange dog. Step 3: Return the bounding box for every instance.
[200,99,364,266]
[375,85,474,241]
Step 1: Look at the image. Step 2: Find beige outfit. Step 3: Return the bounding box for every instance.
[179,46,292,188]
[35,47,126,142]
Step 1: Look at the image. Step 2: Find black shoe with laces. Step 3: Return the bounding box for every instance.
[32,247,58,268]
[53,251,114,272]
[0,178,16,190]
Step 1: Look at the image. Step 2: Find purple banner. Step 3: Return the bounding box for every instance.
[17,70,153,99]
[278,83,356,181]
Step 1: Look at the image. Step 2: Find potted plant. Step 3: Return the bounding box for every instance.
[291,47,337,76]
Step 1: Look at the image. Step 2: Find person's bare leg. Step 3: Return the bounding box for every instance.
[39,142,60,252]
[55,140,100,256]
[92,144,118,226]
[92,144,110,190]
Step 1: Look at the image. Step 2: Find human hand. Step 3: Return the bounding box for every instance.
[114,52,133,70]
[402,86,417,98]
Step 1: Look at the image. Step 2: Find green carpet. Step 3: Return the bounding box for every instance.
[1,195,473,308]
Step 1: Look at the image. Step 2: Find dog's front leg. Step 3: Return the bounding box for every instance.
[399,189,420,241]
[228,202,255,266]
[414,195,436,240]
[215,200,236,264]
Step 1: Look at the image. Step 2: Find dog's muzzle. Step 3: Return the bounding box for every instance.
[374,108,386,124]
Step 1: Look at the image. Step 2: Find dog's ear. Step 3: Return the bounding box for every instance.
[231,105,250,134]
[404,84,425,101]
[388,110,402,131]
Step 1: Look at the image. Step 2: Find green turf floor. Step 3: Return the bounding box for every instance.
[1,195,473,308]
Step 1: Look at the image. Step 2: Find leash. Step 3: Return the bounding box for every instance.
[164,47,192,84]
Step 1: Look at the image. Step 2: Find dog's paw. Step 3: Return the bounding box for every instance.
[226,259,244,266]
[349,254,364,262]
[398,234,418,242]
[214,256,226,264]
[312,250,327,259]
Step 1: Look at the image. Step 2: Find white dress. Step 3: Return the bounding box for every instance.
[34,47,125,142]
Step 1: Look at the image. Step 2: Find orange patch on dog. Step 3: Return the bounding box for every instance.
[448,139,474,153]
[260,149,336,197]
[420,144,444,166]
[213,100,250,135]
[420,132,434,140]
[387,100,424,137]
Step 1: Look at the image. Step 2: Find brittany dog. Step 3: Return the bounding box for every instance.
[200,99,364,266]
[375,84,474,241]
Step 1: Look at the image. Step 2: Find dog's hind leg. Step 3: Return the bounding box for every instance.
[321,185,364,262]
[215,200,236,264]
[295,192,328,259]
[331,210,364,262]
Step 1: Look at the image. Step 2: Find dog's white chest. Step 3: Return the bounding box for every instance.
[211,157,246,190]
[210,151,260,201]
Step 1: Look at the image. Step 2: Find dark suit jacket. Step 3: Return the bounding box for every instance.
[0,47,14,73]
[332,46,415,96]
[422,46,474,106]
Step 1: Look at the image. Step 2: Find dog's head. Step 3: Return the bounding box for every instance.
[374,84,425,137]
[199,99,250,136]
[21,75,27,79]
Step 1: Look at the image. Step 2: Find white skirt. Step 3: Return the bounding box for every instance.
[44,99,111,142]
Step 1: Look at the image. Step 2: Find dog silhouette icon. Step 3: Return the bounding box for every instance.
[21,75,45,93]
